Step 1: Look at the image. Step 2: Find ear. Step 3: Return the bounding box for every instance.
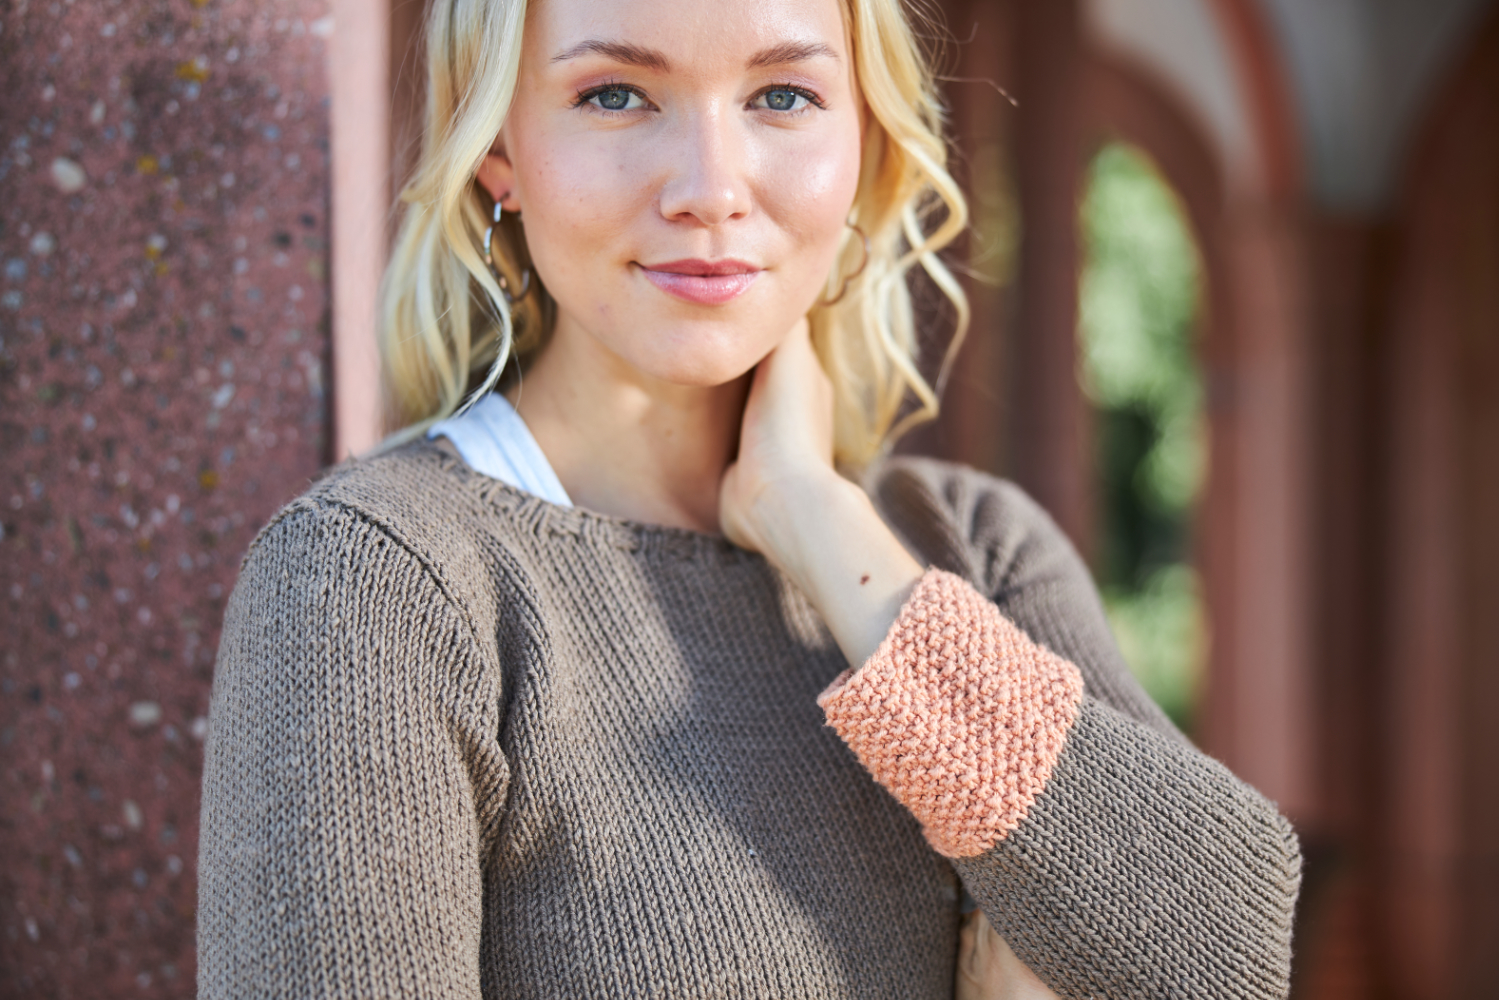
[474,144,522,212]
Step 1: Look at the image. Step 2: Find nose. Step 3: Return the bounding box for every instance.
[656,104,751,227]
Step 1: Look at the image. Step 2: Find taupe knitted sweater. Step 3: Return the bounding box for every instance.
[197,442,1301,999]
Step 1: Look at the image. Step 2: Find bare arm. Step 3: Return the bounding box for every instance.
[718,320,923,667]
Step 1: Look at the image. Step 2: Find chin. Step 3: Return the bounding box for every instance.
[615,319,779,388]
[630,347,761,389]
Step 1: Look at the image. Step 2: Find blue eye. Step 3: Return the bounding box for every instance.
[588,87,644,111]
[754,87,815,112]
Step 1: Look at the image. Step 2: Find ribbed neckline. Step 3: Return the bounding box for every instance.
[426,393,574,508]
[414,438,757,564]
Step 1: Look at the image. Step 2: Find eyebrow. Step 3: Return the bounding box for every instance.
[550,39,840,72]
[551,40,670,71]
[746,41,839,69]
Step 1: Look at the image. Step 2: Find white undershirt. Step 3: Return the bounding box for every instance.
[427,394,573,508]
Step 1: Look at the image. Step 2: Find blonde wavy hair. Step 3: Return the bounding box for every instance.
[379,0,968,469]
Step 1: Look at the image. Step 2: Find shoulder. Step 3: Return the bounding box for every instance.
[864,454,1082,601]
[258,438,483,543]
[235,440,524,641]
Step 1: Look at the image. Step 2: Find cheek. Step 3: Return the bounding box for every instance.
[796,135,863,212]
[756,129,864,268]
[511,127,639,277]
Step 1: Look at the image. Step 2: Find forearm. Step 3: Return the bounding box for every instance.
[736,469,923,668]
[717,323,924,668]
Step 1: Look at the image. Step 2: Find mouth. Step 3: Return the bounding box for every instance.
[637,259,761,305]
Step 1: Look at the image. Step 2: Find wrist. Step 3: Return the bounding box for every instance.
[746,470,924,667]
[740,468,865,583]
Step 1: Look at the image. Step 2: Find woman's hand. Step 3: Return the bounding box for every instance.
[718,317,837,556]
[720,320,924,667]
[957,911,1064,1000]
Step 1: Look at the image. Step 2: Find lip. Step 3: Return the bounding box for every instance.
[638,259,761,305]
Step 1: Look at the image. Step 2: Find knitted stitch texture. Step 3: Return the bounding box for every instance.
[818,570,1085,857]
[197,443,1301,999]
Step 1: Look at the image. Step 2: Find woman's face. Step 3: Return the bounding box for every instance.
[488,0,864,388]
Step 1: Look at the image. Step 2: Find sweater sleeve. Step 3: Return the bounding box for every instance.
[196,501,509,999]
[828,464,1303,999]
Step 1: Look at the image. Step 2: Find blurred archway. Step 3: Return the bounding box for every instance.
[1078,142,1208,734]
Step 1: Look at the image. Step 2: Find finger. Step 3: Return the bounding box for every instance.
[741,318,830,454]
[747,318,811,406]
[958,911,980,978]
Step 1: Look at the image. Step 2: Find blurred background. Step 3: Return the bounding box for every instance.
[1,0,1494,995]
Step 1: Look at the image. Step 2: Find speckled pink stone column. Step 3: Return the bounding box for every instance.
[1,1,333,994]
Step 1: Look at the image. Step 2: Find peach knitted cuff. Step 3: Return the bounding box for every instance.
[817,569,1085,858]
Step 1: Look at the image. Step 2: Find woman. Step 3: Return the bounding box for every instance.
[197,0,1301,995]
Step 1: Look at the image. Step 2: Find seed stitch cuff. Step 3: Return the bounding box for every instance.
[817,568,1086,858]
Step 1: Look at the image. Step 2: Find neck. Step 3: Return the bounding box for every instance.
[508,327,749,535]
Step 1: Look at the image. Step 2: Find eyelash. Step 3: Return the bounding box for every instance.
[571,80,647,112]
[752,84,826,113]
[571,82,827,114]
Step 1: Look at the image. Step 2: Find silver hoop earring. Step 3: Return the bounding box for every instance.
[818,223,870,307]
[483,201,533,305]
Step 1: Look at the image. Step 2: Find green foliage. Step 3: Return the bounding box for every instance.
[1078,143,1207,731]
[1099,566,1207,731]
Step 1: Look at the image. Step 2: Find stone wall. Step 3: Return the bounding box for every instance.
[0,0,331,994]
